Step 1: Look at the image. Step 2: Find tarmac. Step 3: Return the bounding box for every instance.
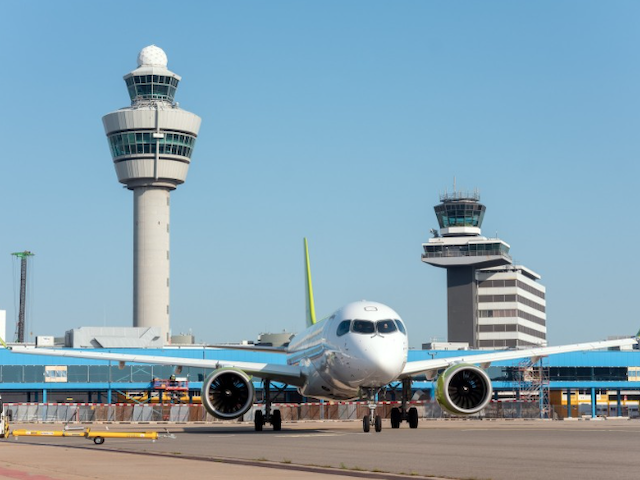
[1,418,639,479]
[0,443,377,480]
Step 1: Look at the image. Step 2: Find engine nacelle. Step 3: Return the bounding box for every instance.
[435,364,492,415]
[201,368,255,420]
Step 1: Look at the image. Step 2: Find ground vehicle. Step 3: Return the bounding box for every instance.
[0,397,9,438]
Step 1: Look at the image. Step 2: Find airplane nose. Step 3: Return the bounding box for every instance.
[358,336,405,384]
[372,346,404,378]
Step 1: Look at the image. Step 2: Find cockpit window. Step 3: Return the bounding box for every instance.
[352,320,375,334]
[336,320,351,337]
[394,319,406,335]
[377,320,397,334]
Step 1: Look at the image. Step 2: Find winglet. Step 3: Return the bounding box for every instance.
[304,238,317,327]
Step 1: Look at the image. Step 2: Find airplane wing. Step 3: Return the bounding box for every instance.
[400,337,639,379]
[10,346,304,387]
[205,344,289,354]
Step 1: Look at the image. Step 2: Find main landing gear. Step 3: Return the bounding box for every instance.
[254,379,282,432]
[389,378,418,429]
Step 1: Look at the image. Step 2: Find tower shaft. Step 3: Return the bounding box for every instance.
[133,187,170,341]
[446,267,477,346]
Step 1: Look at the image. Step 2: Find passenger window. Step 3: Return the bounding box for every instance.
[352,320,375,334]
[394,319,406,335]
[377,320,397,334]
[336,320,351,337]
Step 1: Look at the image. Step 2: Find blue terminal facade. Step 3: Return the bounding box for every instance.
[1,348,639,415]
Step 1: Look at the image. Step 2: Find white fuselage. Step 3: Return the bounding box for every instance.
[286,301,408,400]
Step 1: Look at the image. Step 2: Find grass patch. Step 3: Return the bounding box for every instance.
[372,468,390,473]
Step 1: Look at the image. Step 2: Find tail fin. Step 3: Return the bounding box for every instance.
[304,238,317,327]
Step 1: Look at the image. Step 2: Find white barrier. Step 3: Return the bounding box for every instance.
[2,399,542,423]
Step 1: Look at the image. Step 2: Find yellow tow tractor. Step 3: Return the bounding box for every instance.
[10,426,163,445]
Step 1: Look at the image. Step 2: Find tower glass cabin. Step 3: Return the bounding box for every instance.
[102,46,201,344]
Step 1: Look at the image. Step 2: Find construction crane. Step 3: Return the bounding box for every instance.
[11,251,34,343]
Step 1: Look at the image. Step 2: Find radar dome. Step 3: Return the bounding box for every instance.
[137,45,168,67]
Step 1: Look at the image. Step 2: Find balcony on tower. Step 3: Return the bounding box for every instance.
[422,240,511,268]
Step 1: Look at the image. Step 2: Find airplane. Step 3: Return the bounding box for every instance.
[7,238,639,433]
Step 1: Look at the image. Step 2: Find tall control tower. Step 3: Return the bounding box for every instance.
[422,190,512,348]
[103,45,201,343]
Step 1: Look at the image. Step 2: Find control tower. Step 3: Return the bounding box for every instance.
[422,190,512,347]
[103,45,201,344]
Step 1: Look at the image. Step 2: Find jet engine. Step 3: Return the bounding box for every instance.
[435,364,492,415]
[201,368,255,419]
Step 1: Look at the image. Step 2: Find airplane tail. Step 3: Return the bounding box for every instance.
[304,238,317,328]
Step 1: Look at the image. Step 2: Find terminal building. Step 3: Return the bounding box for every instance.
[0,346,639,420]
[422,190,547,349]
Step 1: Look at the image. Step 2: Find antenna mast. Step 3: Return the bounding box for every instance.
[12,251,34,343]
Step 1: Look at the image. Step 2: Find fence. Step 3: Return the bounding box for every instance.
[3,400,543,423]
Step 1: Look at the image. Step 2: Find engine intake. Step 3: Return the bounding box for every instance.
[436,364,492,415]
[201,368,255,419]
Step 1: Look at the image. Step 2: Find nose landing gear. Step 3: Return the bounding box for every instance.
[361,387,383,433]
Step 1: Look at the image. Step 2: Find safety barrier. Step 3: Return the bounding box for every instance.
[3,399,542,423]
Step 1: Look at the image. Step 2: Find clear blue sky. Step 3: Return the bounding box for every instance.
[1,1,638,348]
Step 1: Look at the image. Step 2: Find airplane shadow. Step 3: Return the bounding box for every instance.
[182,425,330,435]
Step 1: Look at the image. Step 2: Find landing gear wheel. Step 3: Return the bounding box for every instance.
[390,407,401,429]
[363,415,371,433]
[271,409,282,431]
[408,407,419,429]
[374,415,382,432]
[254,410,264,431]
[93,436,105,445]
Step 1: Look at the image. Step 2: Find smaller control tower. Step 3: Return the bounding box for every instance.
[103,46,201,343]
[422,190,511,347]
